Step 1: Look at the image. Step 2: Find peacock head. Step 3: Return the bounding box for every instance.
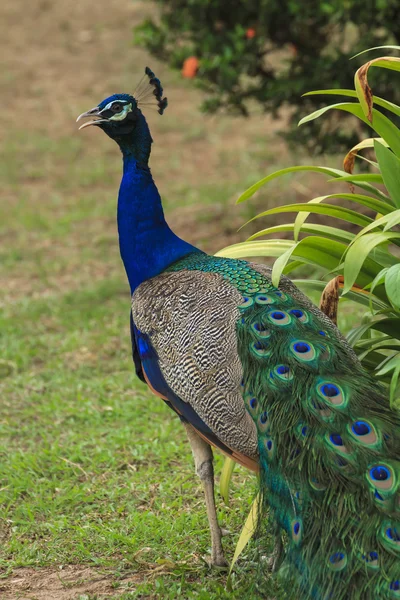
[76,67,168,147]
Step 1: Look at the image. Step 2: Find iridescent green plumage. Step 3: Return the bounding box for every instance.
[167,252,400,600]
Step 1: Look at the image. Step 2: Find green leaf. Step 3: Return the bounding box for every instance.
[316,193,391,214]
[361,351,394,374]
[216,239,294,260]
[389,364,400,407]
[228,493,260,580]
[376,352,400,375]
[293,198,324,241]
[356,337,400,361]
[237,166,343,204]
[359,57,400,73]
[347,322,377,347]
[304,90,400,118]
[272,244,299,287]
[298,103,400,158]
[346,210,400,246]
[385,264,400,310]
[343,232,400,293]
[237,165,390,204]
[384,210,400,231]
[282,260,304,275]
[247,223,354,244]
[351,46,400,59]
[219,458,236,506]
[372,319,400,339]
[330,173,384,184]
[347,318,400,347]
[374,140,400,208]
[369,268,389,313]
[243,202,373,230]
[290,192,392,240]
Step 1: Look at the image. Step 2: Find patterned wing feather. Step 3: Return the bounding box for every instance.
[132,267,258,461]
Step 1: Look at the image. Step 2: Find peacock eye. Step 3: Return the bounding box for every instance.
[111,103,123,112]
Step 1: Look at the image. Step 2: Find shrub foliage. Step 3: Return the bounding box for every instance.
[135,1,400,153]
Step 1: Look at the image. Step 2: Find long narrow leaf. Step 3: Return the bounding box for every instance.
[374,140,400,208]
[346,318,400,347]
[299,103,400,158]
[304,89,400,118]
[384,211,400,231]
[282,260,304,275]
[376,352,400,375]
[228,494,260,580]
[330,173,384,184]
[219,458,236,506]
[237,166,343,204]
[343,137,387,174]
[292,192,392,239]
[389,365,400,407]
[272,244,299,287]
[385,264,400,310]
[372,319,400,339]
[247,223,354,244]
[355,57,400,121]
[351,46,400,59]
[369,268,389,313]
[343,232,400,293]
[238,165,390,204]
[345,210,400,246]
[294,197,325,241]
[242,203,373,230]
[216,240,294,260]
[317,193,391,214]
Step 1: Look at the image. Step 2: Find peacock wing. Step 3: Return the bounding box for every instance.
[131,268,259,467]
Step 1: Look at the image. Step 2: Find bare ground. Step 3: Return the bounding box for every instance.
[1,565,141,599]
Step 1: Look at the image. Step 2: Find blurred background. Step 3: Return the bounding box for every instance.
[0,1,398,599]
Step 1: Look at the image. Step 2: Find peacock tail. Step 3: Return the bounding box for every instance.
[159,252,400,600]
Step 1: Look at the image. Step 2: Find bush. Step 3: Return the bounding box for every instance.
[219,46,400,406]
[134,0,400,153]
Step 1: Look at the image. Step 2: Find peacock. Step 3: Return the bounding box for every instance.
[77,67,400,599]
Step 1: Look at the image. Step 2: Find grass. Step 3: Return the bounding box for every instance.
[0,1,365,597]
[0,278,268,598]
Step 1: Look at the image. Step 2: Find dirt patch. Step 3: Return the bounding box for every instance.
[0,566,143,600]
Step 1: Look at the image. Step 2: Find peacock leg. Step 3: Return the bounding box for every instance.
[271,530,284,572]
[183,422,228,568]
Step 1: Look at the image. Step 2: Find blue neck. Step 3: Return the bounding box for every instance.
[116,116,199,292]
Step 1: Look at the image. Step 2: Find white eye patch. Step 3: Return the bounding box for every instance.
[103,101,133,121]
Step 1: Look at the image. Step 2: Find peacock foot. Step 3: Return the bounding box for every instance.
[265,533,284,573]
[203,552,229,569]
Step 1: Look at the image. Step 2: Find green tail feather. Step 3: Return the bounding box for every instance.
[237,282,400,600]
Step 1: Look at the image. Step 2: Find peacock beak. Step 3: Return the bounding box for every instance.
[76,107,108,130]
